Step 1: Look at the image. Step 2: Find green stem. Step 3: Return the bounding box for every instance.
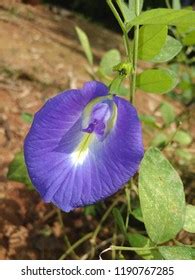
[90,198,121,258]
[165,0,172,9]
[91,199,120,243]
[130,1,140,105]
[100,244,157,258]
[59,232,93,260]
[111,245,157,251]
[56,209,79,260]
[112,225,117,260]
[107,0,126,33]
[125,184,131,229]
[123,32,132,100]
[124,31,132,62]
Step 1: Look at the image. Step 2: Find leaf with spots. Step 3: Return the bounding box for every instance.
[138,148,185,244]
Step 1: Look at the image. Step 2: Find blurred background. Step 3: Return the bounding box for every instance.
[0,0,194,260]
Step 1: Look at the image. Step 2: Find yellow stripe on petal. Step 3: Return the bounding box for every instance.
[71,133,94,166]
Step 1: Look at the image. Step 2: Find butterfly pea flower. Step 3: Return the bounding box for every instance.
[24,81,144,212]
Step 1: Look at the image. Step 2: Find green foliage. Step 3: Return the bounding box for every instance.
[128,0,144,14]
[112,208,127,237]
[176,149,192,161]
[136,69,178,94]
[75,26,93,65]
[138,25,167,60]
[160,102,175,125]
[10,2,193,261]
[7,151,33,190]
[127,8,195,30]
[117,0,136,22]
[150,133,168,148]
[159,246,192,260]
[151,36,182,63]
[173,0,181,10]
[21,112,33,124]
[138,148,186,244]
[99,49,121,76]
[183,204,195,233]
[84,205,96,216]
[127,233,163,260]
[177,24,194,35]
[109,77,129,96]
[182,30,195,46]
[131,207,143,222]
[173,130,192,146]
[139,114,156,127]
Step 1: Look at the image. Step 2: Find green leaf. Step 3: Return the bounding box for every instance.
[114,84,129,97]
[129,0,144,14]
[176,149,192,161]
[150,133,168,148]
[127,233,163,260]
[117,0,135,22]
[159,246,192,260]
[127,8,195,30]
[183,204,195,233]
[7,151,33,190]
[136,69,178,94]
[151,36,182,63]
[138,25,168,60]
[173,130,192,145]
[75,26,93,65]
[173,0,181,10]
[138,147,186,244]
[182,30,195,46]
[21,112,33,124]
[177,25,195,35]
[132,207,143,222]
[160,102,175,125]
[109,75,127,96]
[100,49,121,76]
[192,249,195,260]
[112,208,127,237]
[139,114,157,128]
[84,205,96,216]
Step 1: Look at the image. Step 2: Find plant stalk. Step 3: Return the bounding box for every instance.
[130,1,140,105]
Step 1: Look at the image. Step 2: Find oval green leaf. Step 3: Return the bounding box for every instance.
[151,36,182,63]
[138,25,167,60]
[21,112,33,124]
[75,26,93,65]
[150,133,168,148]
[160,102,175,125]
[127,8,195,30]
[182,30,195,46]
[183,204,195,233]
[138,147,186,244]
[136,69,178,94]
[128,233,163,260]
[159,246,192,260]
[131,207,143,222]
[7,151,34,190]
[99,49,121,76]
[173,130,192,146]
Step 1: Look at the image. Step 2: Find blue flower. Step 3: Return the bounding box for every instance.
[24,81,144,212]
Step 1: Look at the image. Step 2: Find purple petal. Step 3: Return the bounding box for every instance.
[24,81,144,212]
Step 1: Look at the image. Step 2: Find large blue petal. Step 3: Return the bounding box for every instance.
[24,81,144,212]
